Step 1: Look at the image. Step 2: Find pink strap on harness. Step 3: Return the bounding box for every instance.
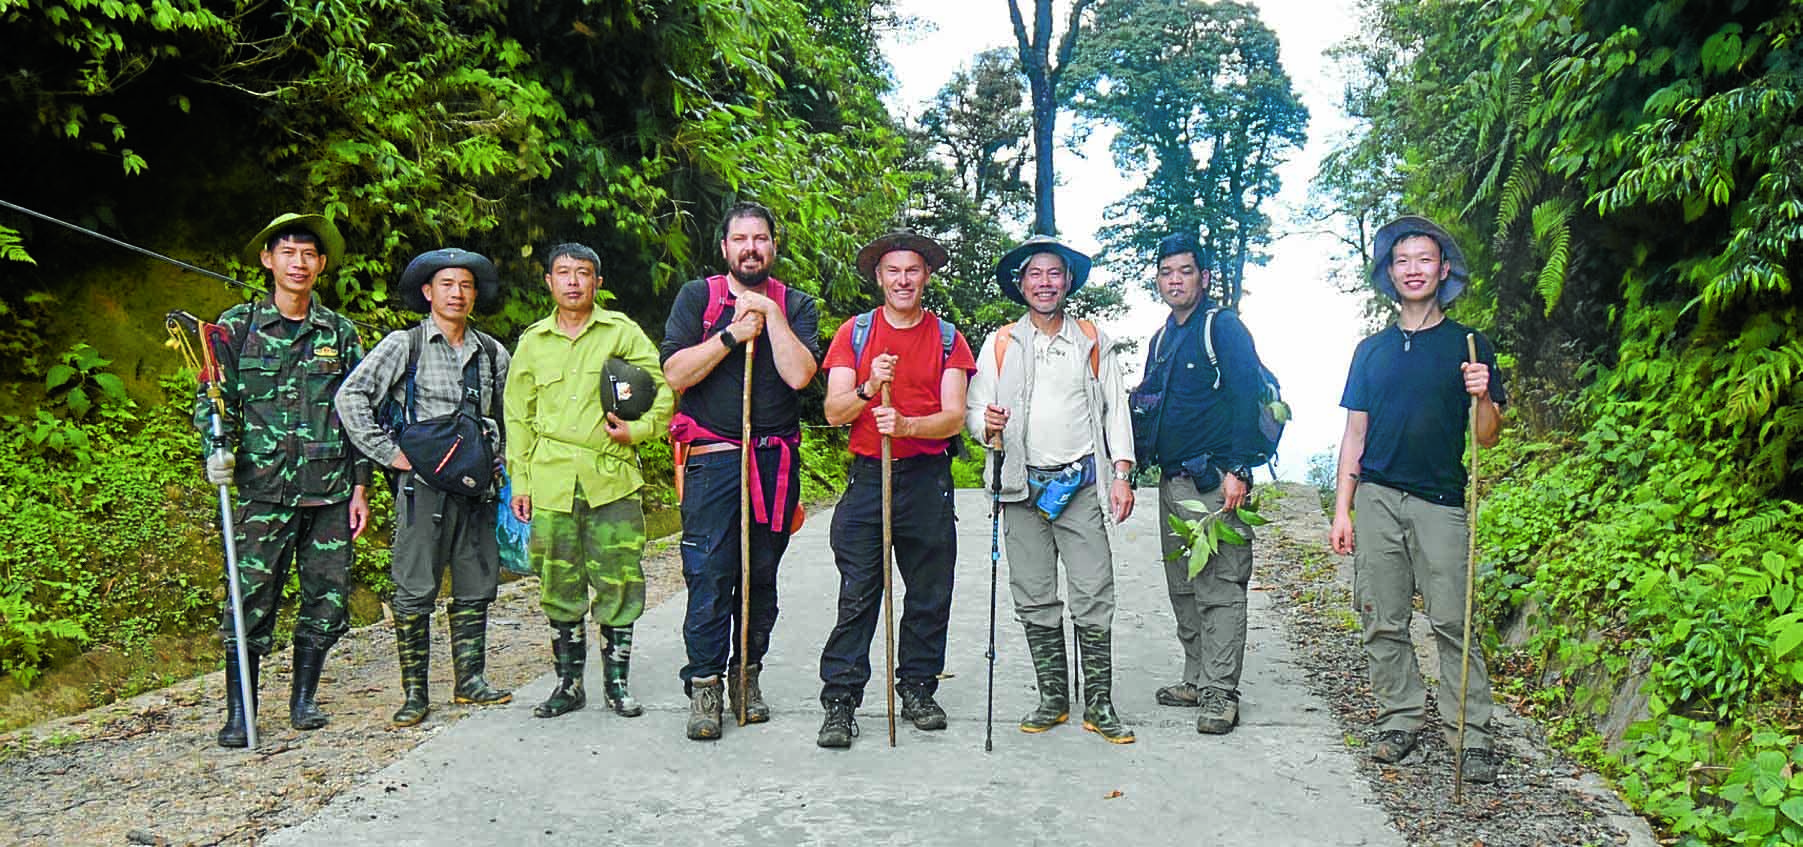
[669,413,799,532]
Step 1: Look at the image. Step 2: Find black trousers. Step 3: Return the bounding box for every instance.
[819,452,956,706]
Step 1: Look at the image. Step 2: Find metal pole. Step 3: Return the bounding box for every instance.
[1454,332,1480,798]
[738,338,755,727]
[212,411,258,750]
[985,437,1003,753]
[881,385,897,747]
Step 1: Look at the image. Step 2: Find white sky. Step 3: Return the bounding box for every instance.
[881,0,1369,480]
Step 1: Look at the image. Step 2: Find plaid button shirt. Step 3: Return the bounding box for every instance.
[335,318,510,468]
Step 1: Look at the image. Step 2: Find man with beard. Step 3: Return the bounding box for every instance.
[661,202,821,741]
[506,243,673,720]
[336,248,513,728]
[1132,233,1263,736]
[814,231,975,749]
[965,235,1138,744]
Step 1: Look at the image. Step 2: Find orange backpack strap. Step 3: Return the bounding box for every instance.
[993,319,1099,378]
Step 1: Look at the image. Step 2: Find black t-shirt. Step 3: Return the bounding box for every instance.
[659,277,821,440]
[1340,319,1507,505]
[1142,306,1265,472]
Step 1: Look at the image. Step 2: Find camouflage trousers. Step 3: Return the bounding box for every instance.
[221,500,352,655]
[533,494,647,628]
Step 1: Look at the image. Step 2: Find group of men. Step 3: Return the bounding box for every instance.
[201,204,1506,784]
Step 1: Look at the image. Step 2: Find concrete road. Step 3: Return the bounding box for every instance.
[267,490,1402,847]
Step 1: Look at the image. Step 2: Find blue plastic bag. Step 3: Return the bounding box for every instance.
[496,470,533,576]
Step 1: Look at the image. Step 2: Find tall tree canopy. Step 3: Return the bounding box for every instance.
[1064,0,1307,307]
[1006,0,1094,236]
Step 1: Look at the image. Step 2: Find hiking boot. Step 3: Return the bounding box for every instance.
[1074,624,1134,744]
[728,662,769,724]
[534,620,586,719]
[1020,623,1069,733]
[391,614,432,727]
[288,641,331,731]
[1460,748,1501,784]
[599,625,643,718]
[898,683,948,731]
[686,676,724,740]
[448,601,512,706]
[1194,687,1239,735]
[1369,730,1417,763]
[1155,681,1202,707]
[217,648,259,748]
[817,697,858,749]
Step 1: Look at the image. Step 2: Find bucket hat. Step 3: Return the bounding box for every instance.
[1369,215,1468,305]
[600,357,659,421]
[855,230,949,280]
[399,248,503,313]
[994,235,1092,306]
[242,213,345,265]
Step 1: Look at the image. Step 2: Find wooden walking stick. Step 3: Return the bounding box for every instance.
[738,337,755,727]
[881,384,897,747]
[1454,333,1480,799]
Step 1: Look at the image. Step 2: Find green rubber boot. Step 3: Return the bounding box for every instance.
[448,601,512,706]
[1075,624,1135,744]
[391,614,432,727]
[599,624,643,718]
[1019,623,1070,733]
[534,620,587,719]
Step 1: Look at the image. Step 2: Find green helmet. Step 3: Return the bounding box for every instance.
[601,357,658,421]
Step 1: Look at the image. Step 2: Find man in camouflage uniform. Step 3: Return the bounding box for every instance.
[199,213,371,748]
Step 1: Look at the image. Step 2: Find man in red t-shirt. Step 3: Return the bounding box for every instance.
[814,231,976,749]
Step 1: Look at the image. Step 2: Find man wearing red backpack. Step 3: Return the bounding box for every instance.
[965,235,1139,744]
[660,202,821,741]
[813,231,975,748]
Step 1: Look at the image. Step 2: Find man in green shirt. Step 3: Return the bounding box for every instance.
[505,243,674,718]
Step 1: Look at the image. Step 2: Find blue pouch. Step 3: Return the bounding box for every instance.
[495,470,533,576]
[1026,456,1097,522]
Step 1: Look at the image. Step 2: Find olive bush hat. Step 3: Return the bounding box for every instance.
[994,234,1092,305]
[601,356,659,421]
[1370,215,1469,305]
[855,230,949,280]
[399,248,503,313]
[241,212,345,264]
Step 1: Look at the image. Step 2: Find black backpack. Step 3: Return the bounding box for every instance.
[1131,308,1288,474]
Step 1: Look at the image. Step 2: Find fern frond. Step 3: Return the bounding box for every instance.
[1531,198,1574,314]
[1495,152,1538,239]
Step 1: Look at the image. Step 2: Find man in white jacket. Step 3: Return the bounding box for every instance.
[966,235,1138,744]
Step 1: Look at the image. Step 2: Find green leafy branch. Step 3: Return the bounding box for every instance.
[1166,495,1268,579]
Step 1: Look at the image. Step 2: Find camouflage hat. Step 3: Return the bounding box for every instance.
[855,230,949,280]
[600,357,659,422]
[242,212,345,265]
[994,234,1092,306]
[1369,215,1469,305]
[399,248,504,313]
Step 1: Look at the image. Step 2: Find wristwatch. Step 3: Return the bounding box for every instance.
[1111,468,1133,482]
[855,383,872,401]
[719,327,739,349]
[1227,466,1254,485]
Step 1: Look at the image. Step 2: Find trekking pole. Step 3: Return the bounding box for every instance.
[1454,333,1479,799]
[166,311,257,749]
[985,435,1003,753]
[881,384,897,747]
[738,338,755,727]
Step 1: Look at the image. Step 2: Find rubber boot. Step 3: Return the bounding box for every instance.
[686,675,724,740]
[391,614,432,727]
[534,620,587,719]
[1075,624,1135,744]
[1019,622,1070,733]
[217,648,260,748]
[728,662,769,724]
[289,641,330,731]
[448,600,512,705]
[599,624,643,717]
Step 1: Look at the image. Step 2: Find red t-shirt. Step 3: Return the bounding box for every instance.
[823,310,976,459]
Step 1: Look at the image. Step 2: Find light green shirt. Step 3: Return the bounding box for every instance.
[504,308,673,513]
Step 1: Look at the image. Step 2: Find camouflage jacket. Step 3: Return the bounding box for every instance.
[195,297,372,506]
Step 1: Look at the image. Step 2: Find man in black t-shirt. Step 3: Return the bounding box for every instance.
[1329,215,1507,784]
[660,201,821,741]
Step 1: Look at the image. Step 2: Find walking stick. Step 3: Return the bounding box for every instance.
[881,385,897,747]
[167,312,257,749]
[738,337,755,727]
[985,435,1003,753]
[1454,333,1480,798]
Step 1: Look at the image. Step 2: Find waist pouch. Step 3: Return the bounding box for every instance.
[397,409,495,498]
[1026,455,1096,522]
[1174,453,1222,492]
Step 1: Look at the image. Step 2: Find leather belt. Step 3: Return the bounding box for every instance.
[686,442,741,456]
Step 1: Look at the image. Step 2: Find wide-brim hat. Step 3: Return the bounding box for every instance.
[855,230,949,280]
[600,356,659,422]
[399,248,503,313]
[242,213,345,265]
[994,235,1092,306]
[1369,215,1468,305]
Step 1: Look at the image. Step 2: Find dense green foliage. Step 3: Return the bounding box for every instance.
[1065,0,1308,305]
[1321,1,1802,842]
